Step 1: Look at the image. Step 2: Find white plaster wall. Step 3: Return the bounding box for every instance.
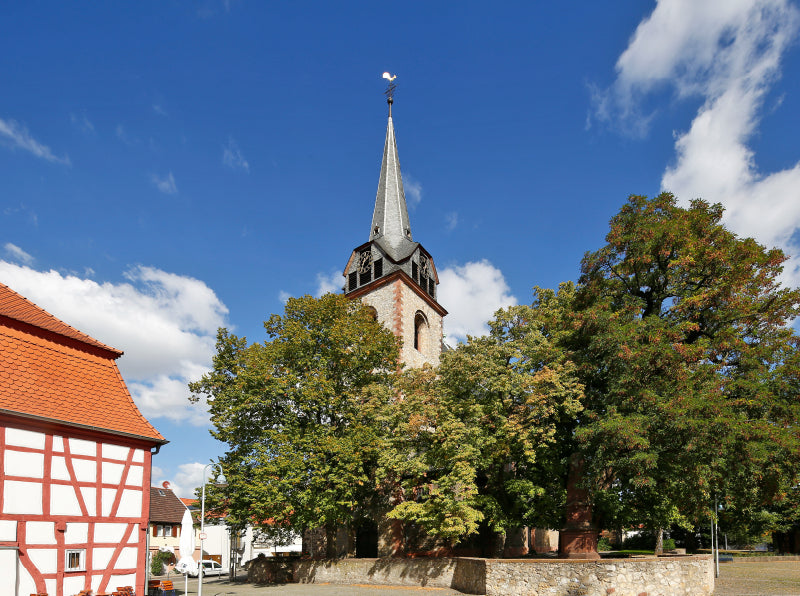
[4,449,44,478]
[126,465,144,486]
[5,427,45,449]
[117,489,143,517]
[50,483,82,516]
[65,522,89,544]
[73,457,97,482]
[118,546,139,568]
[26,521,56,544]
[68,437,96,456]
[103,461,125,484]
[132,449,144,463]
[0,550,18,595]
[52,435,64,451]
[93,547,115,569]
[0,519,16,540]
[63,575,85,596]
[51,456,70,480]
[3,480,43,514]
[95,523,128,543]
[81,486,97,515]
[18,562,36,596]
[112,572,136,588]
[102,488,117,516]
[102,443,130,460]
[27,547,57,574]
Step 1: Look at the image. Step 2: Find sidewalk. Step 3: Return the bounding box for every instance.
[151,574,463,595]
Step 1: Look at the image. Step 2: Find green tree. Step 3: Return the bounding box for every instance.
[189,293,399,556]
[381,285,584,550]
[573,193,800,550]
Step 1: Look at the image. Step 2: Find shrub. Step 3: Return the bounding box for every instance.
[663,538,676,551]
[597,537,613,551]
[150,551,172,576]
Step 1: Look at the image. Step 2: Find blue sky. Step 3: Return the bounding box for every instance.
[3,0,800,496]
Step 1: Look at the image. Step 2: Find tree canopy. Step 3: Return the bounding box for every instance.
[573,193,800,541]
[191,192,800,554]
[189,293,399,549]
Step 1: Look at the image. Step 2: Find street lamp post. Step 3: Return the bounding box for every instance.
[199,463,226,596]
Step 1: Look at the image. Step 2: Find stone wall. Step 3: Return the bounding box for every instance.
[480,556,714,596]
[281,555,714,596]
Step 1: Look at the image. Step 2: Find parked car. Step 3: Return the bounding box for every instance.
[182,559,227,577]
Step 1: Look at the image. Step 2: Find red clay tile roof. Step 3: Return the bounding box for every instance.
[0,282,120,354]
[150,487,189,523]
[0,283,165,443]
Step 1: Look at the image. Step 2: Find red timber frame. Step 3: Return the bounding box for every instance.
[0,415,156,596]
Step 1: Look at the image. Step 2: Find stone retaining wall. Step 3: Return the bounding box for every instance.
[250,555,714,596]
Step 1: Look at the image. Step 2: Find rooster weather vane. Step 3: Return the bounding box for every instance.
[382,72,397,108]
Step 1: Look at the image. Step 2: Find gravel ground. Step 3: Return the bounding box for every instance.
[155,558,800,595]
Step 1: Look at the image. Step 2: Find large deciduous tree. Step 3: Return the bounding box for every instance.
[189,293,399,555]
[381,285,584,552]
[573,193,800,549]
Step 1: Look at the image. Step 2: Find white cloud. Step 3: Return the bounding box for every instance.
[278,290,292,304]
[151,171,178,195]
[403,173,422,207]
[0,117,70,165]
[445,212,459,231]
[0,260,228,425]
[438,260,517,343]
[598,0,800,286]
[116,124,132,145]
[151,461,213,498]
[70,113,95,135]
[3,243,34,265]
[315,270,343,296]
[222,137,249,172]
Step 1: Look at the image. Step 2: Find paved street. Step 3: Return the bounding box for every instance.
[156,558,800,595]
[153,574,462,596]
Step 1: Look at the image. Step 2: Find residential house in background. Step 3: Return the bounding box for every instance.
[148,486,192,565]
[0,283,167,596]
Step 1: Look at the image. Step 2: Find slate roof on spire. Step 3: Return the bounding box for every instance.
[370,111,418,262]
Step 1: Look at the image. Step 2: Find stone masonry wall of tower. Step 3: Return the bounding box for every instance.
[359,279,443,367]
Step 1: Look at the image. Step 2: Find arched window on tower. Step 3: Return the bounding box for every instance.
[414,312,428,352]
[366,306,378,321]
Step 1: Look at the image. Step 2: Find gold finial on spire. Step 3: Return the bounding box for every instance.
[382,72,397,115]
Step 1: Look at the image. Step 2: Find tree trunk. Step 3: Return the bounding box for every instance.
[325,524,337,559]
[489,529,506,558]
[654,527,664,555]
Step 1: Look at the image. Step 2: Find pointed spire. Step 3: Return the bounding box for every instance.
[370,101,416,260]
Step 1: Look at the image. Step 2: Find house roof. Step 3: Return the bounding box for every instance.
[0,282,120,355]
[150,486,188,524]
[0,283,166,444]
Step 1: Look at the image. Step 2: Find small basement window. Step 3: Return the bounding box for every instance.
[66,549,85,572]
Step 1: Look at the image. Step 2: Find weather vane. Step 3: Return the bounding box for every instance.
[382,72,397,113]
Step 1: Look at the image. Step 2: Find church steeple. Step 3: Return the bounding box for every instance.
[343,80,446,368]
[369,106,416,262]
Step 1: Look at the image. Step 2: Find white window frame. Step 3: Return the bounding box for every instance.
[65,548,85,572]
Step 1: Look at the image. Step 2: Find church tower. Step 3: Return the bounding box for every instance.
[343,92,446,367]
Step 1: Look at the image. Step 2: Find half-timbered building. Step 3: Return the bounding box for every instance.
[0,283,166,596]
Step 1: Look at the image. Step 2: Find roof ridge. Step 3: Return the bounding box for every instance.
[0,282,121,355]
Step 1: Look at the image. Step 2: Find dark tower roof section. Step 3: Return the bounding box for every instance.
[370,111,417,262]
